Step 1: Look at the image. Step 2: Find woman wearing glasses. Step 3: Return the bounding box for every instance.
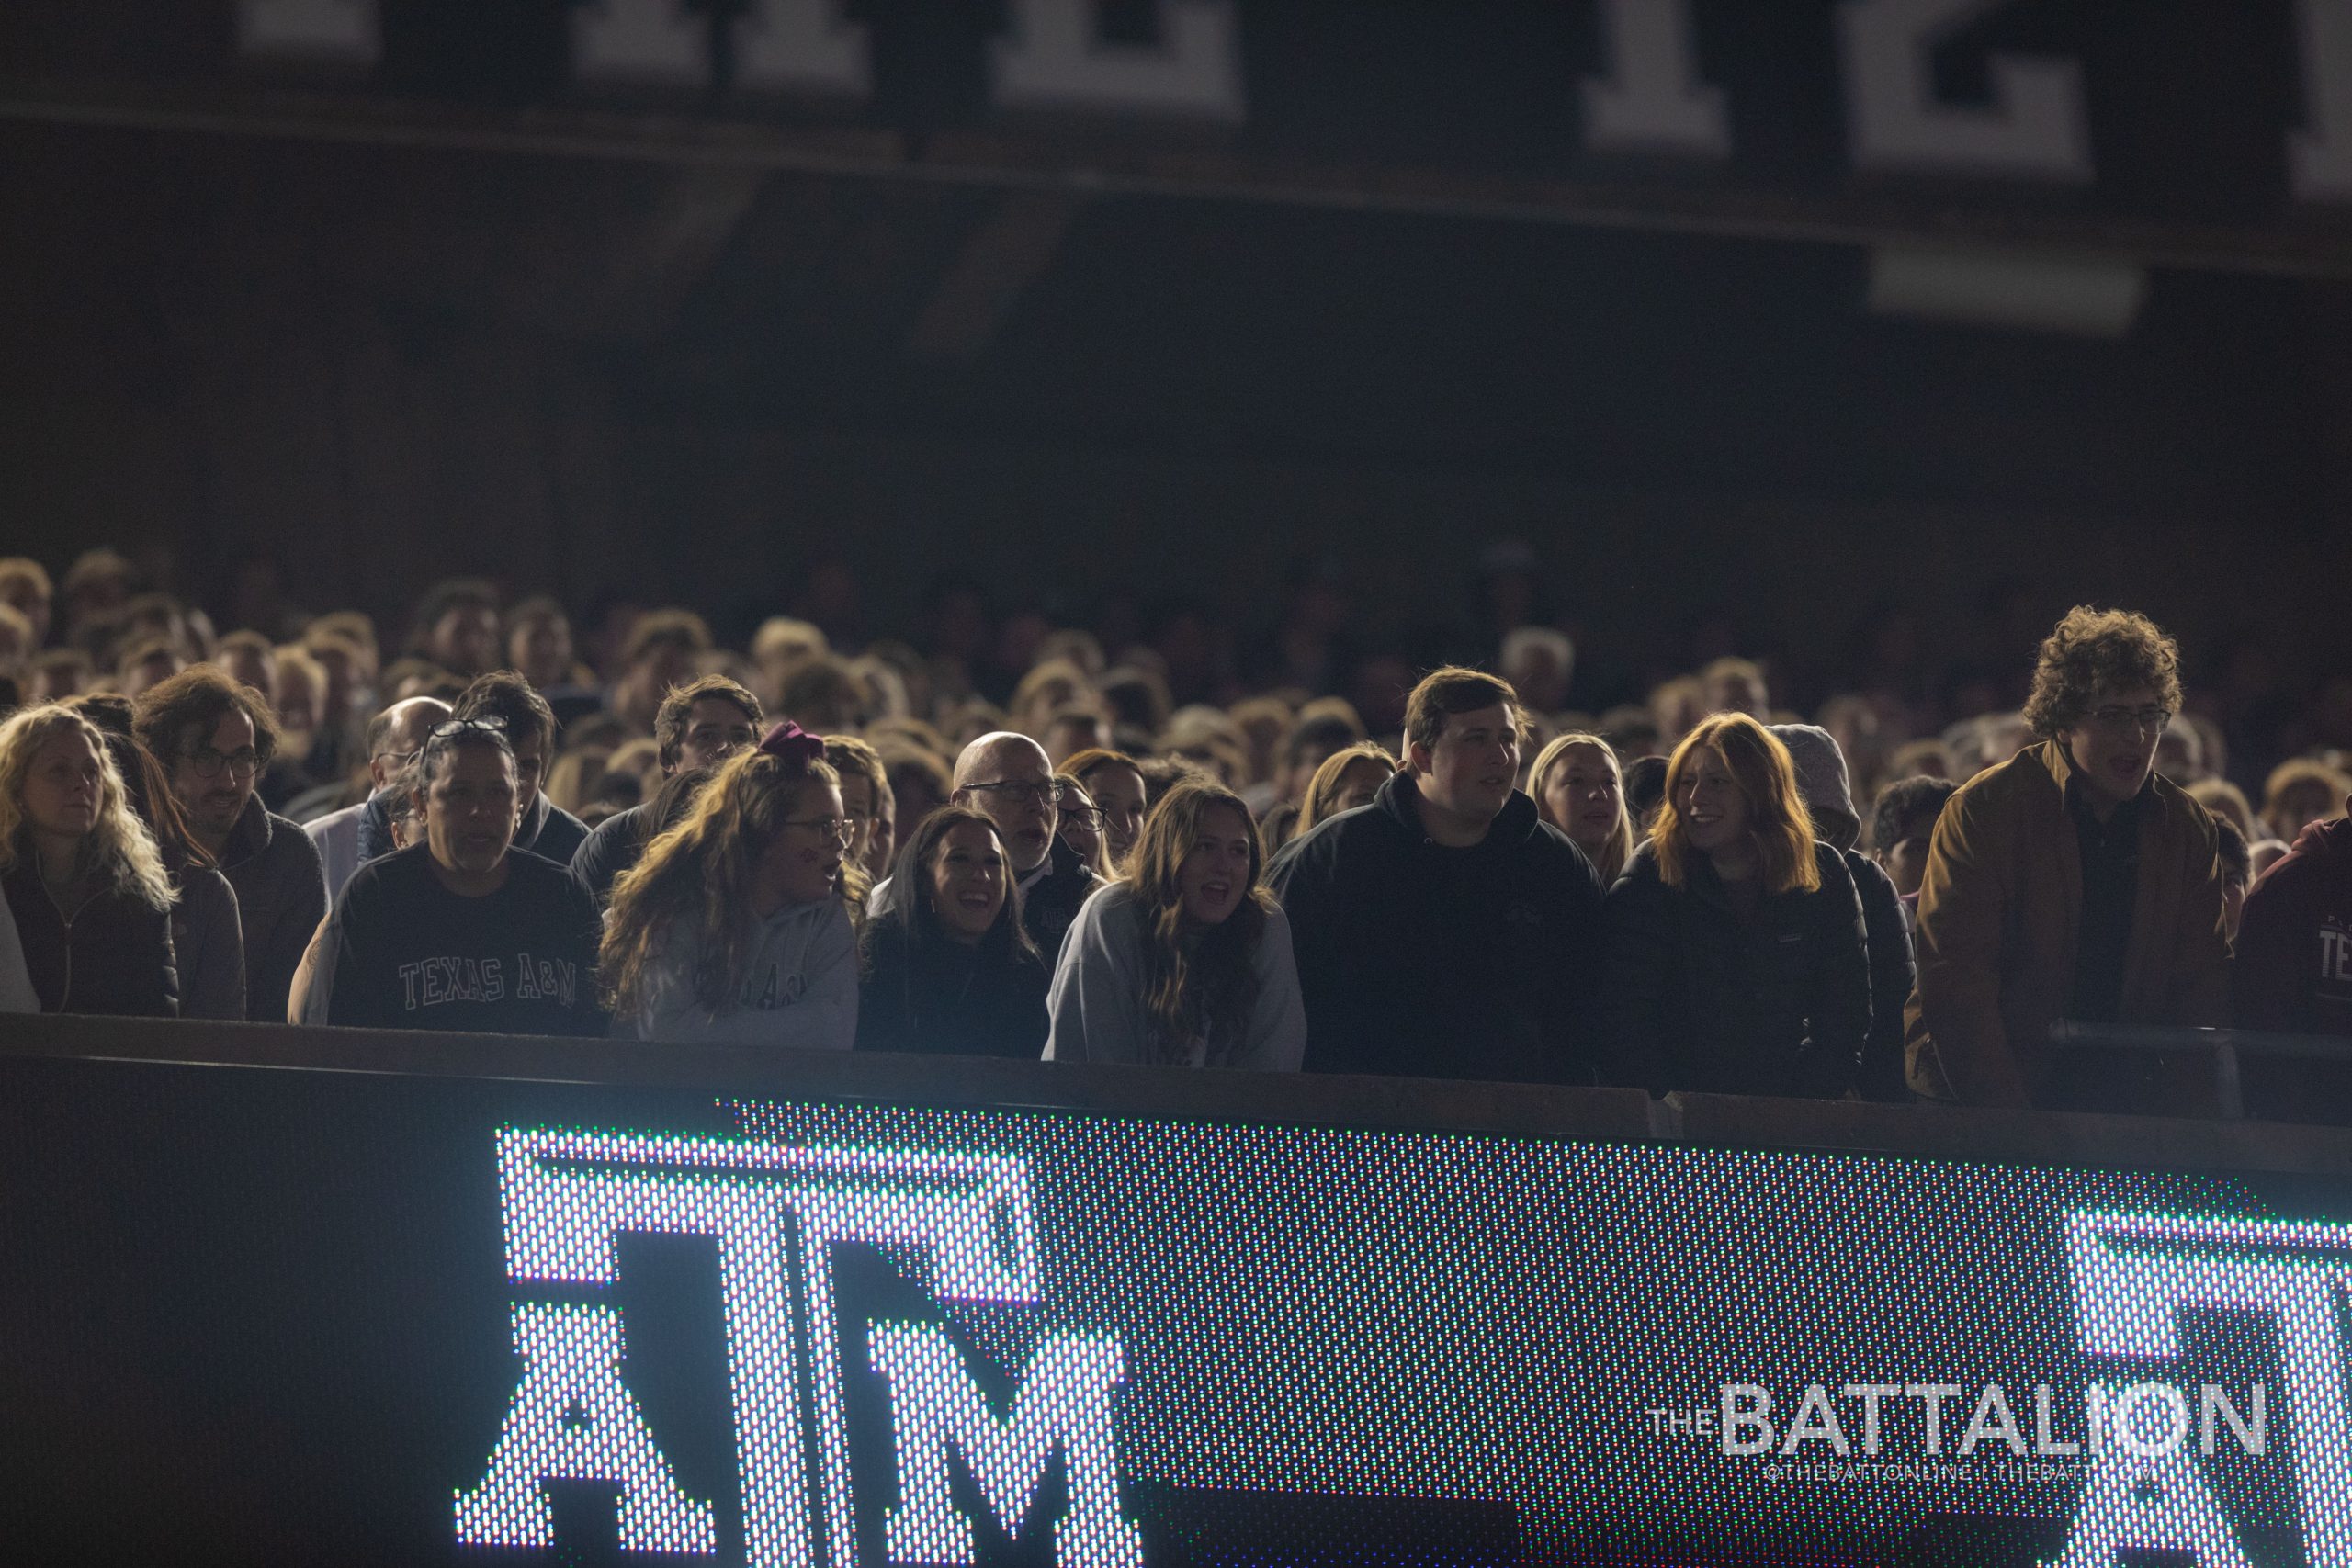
[604,723,867,1050]
[1045,778,1305,1070]
[1054,773,1114,879]
[1061,748,1147,869]
[855,807,1048,1057]
[0,703,179,1016]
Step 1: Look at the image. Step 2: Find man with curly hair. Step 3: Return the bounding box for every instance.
[1905,606,2230,1114]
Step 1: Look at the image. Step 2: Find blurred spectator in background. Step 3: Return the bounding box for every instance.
[572,674,762,907]
[2261,758,2352,844]
[1295,742,1396,841]
[1871,774,1959,913]
[0,558,55,649]
[308,696,450,897]
[1500,627,1574,716]
[408,579,502,681]
[825,737,889,887]
[1055,772,1113,880]
[1623,753,1669,833]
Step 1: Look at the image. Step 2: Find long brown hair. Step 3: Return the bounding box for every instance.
[1529,731,1634,886]
[601,748,865,1018]
[1123,779,1273,1065]
[1651,714,1820,896]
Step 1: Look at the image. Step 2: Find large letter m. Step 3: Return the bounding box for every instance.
[870,1324,1143,1568]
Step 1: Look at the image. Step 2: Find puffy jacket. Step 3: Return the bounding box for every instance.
[1848,849,1917,1101]
[1605,840,1871,1098]
[2,857,179,1017]
[1266,772,1606,1083]
[855,912,1049,1059]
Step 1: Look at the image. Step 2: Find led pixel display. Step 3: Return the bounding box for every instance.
[0,1055,2347,1565]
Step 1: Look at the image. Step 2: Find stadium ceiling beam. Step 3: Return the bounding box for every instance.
[6,77,2352,282]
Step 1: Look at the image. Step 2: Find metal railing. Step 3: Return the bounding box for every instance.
[2050,1021,2352,1120]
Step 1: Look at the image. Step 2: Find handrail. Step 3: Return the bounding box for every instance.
[2048,1020,2352,1121]
[11,1012,2352,1175]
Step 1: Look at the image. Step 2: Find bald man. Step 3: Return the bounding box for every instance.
[306,695,453,897]
[874,730,1097,958]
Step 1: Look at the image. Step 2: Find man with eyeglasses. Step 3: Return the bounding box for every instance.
[136,666,329,1023]
[872,731,1095,957]
[1906,606,2230,1116]
[303,695,452,897]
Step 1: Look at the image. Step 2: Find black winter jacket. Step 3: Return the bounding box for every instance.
[2,857,179,1017]
[1604,840,1871,1098]
[1846,848,1916,1102]
[1264,773,1606,1083]
[855,913,1049,1058]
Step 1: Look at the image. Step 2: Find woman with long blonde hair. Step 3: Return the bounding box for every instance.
[1045,779,1304,1069]
[1529,731,1634,887]
[1294,742,1396,839]
[1604,713,1868,1098]
[0,703,179,1015]
[604,723,867,1048]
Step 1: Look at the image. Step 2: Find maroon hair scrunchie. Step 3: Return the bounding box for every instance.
[757,720,827,771]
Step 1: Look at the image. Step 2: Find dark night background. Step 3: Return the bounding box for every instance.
[1,0,2346,706]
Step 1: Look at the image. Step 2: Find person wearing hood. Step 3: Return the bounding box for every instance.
[135,665,327,1022]
[1047,779,1304,1069]
[300,718,605,1035]
[1606,716,1871,1098]
[450,671,590,868]
[602,724,864,1049]
[857,807,1048,1057]
[1770,723,1915,1101]
[306,694,449,897]
[1266,667,1605,1083]
[1905,608,2230,1115]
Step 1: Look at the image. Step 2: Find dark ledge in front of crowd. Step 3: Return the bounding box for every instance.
[6,1014,2351,1178]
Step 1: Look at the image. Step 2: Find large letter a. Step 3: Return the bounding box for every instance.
[455,1303,717,1553]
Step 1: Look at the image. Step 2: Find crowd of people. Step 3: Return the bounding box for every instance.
[1,546,2347,1122]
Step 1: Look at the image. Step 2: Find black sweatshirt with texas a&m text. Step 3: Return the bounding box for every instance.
[306,844,606,1036]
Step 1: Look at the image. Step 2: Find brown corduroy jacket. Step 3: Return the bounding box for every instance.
[1904,739,2231,1114]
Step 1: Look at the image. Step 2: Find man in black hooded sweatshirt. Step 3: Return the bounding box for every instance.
[1266,666,1606,1083]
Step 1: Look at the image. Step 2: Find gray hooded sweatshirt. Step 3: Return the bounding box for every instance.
[632,896,858,1049]
[1043,883,1306,1070]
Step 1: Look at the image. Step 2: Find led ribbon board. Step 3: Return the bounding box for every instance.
[0,1055,2348,1565]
